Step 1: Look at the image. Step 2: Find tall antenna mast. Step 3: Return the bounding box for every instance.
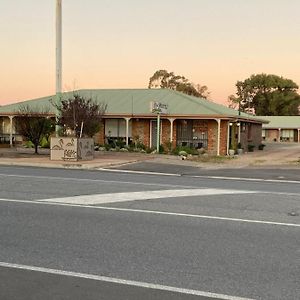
[55,0,62,136]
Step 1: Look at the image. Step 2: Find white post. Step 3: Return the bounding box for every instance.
[55,0,62,137]
[216,119,221,156]
[9,116,14,147]
[237,122,241,143]
[156,114,160,153]
[125,118,130,146]
[278,128,281,142]
[168,118,174,142]
[226,121,230,155]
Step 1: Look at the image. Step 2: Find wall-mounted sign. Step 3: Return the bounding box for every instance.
[150,101,168,114]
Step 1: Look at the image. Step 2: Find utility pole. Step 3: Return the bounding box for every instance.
[55,0,62,136]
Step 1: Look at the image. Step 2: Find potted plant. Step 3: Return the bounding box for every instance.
[248,144,255,152]
[228,144,235,156]
[237,142,243,155]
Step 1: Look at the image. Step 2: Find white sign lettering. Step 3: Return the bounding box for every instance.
[150,101,168,114]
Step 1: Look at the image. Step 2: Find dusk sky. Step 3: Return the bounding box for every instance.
[1,0,299,105]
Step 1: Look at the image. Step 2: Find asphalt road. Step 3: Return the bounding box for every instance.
[0,165,299,300]
[109,161,300,181]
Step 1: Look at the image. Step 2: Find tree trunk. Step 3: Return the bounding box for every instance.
[34,143,39,154]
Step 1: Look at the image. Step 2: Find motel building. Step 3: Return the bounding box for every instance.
[0,89,266,155]
[262,116,300,143]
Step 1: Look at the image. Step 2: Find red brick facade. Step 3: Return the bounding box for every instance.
[240,122,262,149]
[97,118,262,155]
[131,119,150,147]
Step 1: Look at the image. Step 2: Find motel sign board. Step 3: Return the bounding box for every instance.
[150,101,168,114]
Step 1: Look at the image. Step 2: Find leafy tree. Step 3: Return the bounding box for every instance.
[16,106,55,154]
[148,69,210,99]
[229,74,300,115]
[55,94,107,138]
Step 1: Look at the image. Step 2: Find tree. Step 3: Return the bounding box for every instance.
[229,74,300,116]
[55,94,107,138]
[16,106,55,154]
[148,69,210,99]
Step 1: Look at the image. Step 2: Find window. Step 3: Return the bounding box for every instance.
[176,120,208,148]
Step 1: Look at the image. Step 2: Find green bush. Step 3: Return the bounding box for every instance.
[159,144,165,154]
[146,147,155,154]
[258,143,266,150]
[179,150,188,157]
[40,137,50,148]
[248,144,255,152]
[104,143,111,151]
[115,138,125,148]
[24,141,34,148]
[135,141,146,150]
[172,146,198,156]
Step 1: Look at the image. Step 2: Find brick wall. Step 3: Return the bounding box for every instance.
[207,120,228,155]
[132,119,150,147]
[94,117,262,155]
[247,123,262,147]
[264,129,279,142]
[208,120,217,155]
[161,119,171,149]
[220,121,228,155]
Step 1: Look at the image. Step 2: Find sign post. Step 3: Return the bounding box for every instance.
[150,101,168,153]
[156,113,160,152]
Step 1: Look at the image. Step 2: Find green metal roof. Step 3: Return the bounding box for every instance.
[262,116,300,129]
[0,88,263,122]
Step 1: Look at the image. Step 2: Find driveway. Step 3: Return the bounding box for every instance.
[220,142,300,168]
[148,142,300,169]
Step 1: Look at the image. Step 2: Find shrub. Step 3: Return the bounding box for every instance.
[172,146,199,155]
[104,143,111,151]
[258,143,266,150]
[248,144,255,152]
[24,140,34,148]
[115,138,125,148]
[159,144,165,154]
[146,147,155,154]
[40,137,50,148]
[163,140,173,153]
[179,150,188,157]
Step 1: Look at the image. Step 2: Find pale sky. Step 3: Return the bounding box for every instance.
[1,0,300,105]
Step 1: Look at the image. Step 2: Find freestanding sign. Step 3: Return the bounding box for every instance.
[50,137,94,161]
[150,101,168,152]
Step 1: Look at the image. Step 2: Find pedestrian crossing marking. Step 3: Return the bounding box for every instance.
[39,188,256,205]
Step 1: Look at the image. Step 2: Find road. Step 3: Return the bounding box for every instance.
[0,165,299,300]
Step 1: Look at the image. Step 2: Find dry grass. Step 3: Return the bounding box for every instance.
[188,155,231,164]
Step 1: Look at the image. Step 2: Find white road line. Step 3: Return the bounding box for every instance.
[0,173,193,189]
[39,189,256,205]
[190,175,300,184]
[1,171,300,186]
[101,168,300,184]
[0,261,254,300]
[99,168,181,176]
[0,198,299,228]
